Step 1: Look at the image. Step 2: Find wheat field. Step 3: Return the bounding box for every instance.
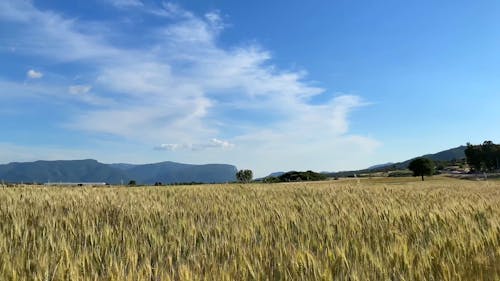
[0,177,499,280]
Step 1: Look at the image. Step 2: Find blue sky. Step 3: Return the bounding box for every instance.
[1,0,500,176]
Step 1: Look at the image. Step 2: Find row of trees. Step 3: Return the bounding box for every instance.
[275,171,327,182]
[237,170,328,183]
[239,163,437,183]
[465,141,500,172]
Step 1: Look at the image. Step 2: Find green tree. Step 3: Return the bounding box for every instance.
[263,176,280,183]
[408,158,435,181]
[465,141,500,172]
[481,141,499,171]
[236,170,253,183]
[278,171,327,182]
[128,180,136,186]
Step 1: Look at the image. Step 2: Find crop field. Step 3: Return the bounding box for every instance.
[1,177,499,280]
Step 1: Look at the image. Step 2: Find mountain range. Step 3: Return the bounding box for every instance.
[0,145,468,184]
[0,160,237,184]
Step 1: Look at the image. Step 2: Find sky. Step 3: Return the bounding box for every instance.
[1,0,500,177]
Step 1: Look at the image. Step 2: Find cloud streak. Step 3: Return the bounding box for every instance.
[106,0,143,8]
[155,138,235,151]
[69,85,92,95]
[27,69,43,79]
[0,1,379,175]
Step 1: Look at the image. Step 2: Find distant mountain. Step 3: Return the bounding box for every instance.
[420,145,466,162]
[395,145,466,169]
[0,160,237,184]
[266,171,286,178]
[328,146,467,177]
[255,171,286,181]
[0,160,127,183]
[126,161,237,184]
[367,162,394,170]
[108,163,138,170]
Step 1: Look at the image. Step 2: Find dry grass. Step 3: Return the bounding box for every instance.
[1,177,499,280]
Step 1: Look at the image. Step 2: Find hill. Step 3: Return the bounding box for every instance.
[328,146,466,177]
[0,160,237,184]
[126,162,237,184]
[0,160,127,184]
[395,145,466,169]
[367,162,394,169]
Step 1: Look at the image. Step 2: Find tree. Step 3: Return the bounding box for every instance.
[128,180,136,186]
[465,142,481,172]
[465,141,500,172]
[481,141,500,171]
[278,171,327,182]
[408,158,435,181]
[263,176,280,183]
[236,169,253,183]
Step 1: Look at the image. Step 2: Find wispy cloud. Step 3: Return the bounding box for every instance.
[27,69,43,79]
[69,85,92,95]
[155,138,235,151]
[0,1,379,175]
[0,1,119,62]
[106,0,143,8]
[159,2,194,19]
[209,138,235,149]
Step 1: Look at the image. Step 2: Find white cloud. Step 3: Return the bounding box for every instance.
[0,1,120,61]
[0,80,114,107]
[106,0,143,8]
[27,69,43,79]
[157,2,194,18]
[69,85,92,95]
[0,1,380,175]
[209,138,235,149]
[155,143,187,151]
[155,138,235,151]
[67,84,113,105]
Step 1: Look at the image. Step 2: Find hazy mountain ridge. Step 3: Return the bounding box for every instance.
[327,146,466,177]
[0,160,237,184]
[127,162,237,184]
[258,147,467,179]
[393,145,466,170]
[0,146,467,183]
[108,163,138,171]
[367,162,395,169]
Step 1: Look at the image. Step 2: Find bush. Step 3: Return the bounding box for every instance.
[236,170,253,183]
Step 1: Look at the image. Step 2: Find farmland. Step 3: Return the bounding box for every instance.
[1,177,499,280]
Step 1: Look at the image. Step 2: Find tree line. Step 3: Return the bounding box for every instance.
[465,141,500,172]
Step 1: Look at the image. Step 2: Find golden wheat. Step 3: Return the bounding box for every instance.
[0,177,499,280]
